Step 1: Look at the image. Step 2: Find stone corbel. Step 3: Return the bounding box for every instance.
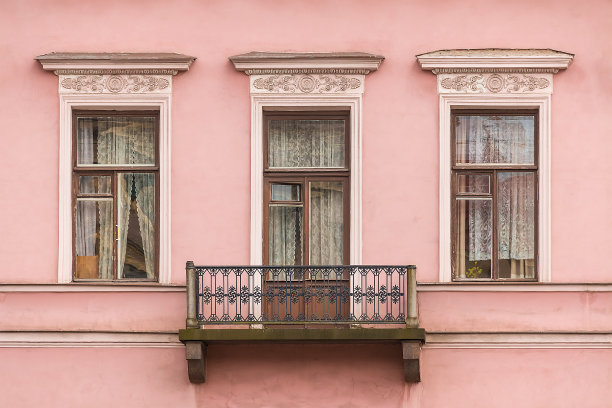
[402,340,422,382]
[185,341,207,383]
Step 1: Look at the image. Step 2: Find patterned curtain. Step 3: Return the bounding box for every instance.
[269,120,345,168]
[455,116,535,278]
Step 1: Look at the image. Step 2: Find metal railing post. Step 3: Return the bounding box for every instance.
[186,261,198,328]
[405,265,419,328]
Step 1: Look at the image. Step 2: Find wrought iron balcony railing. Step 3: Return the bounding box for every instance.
[185,263,419,327]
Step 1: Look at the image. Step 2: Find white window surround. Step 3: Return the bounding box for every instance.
[229,52,385,265]
[37,53,196,284]
[417,49,574,283]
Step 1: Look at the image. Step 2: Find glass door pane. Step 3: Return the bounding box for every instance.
[75,198,113,279]
[268,205,303,267]
[497,172,536,278]
[118,173,156,279]
[455,198,493,279]
[309,181,344,272]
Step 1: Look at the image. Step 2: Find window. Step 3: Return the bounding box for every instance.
[451,110,538,280]
[263,111,350,266]
[36,52,195,283]
[416,48,573,282]
[73,111,159,281]
[229,51,384,266]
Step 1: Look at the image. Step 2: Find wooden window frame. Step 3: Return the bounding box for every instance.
[450,109,539,281]
[71,110,160,282]
[262,111,351,267]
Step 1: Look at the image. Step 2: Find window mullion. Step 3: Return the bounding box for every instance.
[113,171,118,280]
[303,177,309,267]
[492,170,498,280]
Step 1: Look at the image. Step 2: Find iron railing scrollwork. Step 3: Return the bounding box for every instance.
[185,264,418,325]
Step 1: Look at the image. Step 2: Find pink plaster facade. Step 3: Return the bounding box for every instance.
[1,0,611,407]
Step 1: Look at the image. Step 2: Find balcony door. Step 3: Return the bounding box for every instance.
[263,112,350,322]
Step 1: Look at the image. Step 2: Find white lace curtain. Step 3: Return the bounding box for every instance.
[309,182,343,266]
[268,120,345,168]
[455,116,534,164]
[455,116,535,279]
[75,117,155,279]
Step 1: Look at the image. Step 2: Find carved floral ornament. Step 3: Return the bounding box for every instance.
[416,49,573,95]
[59,74,171,94]
[230,52,384,94]
[251,74,362,94]
[438,73,552,94]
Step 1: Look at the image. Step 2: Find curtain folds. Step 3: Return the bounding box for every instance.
[269,120,345,168]
[75,116,156,279]
[455,116,535,279]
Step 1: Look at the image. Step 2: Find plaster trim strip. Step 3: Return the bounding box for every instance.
[0,284,186,292]
[0,331,182,348]
[1,331,610,349]
[2,283,610,293]
[424,332,612,349]
[417,283,612,292]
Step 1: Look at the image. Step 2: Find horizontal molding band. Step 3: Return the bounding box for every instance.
[417,283,612,292]
[0,284,186,293]
[424,332,612,349]
[2,283,610,293]
[0,331,182,348]
[1,331,610,349]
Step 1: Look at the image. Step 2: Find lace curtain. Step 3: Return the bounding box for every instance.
[268,120,345,168]
[455,116,534,164]
[455,116,535,279]
[75,117,155,279]
[309,182,343,265]
[267,119,346,275]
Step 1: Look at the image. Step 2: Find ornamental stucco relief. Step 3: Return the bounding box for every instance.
[438,73,552,94]
[250,74,363,94]
[60,75,171,94]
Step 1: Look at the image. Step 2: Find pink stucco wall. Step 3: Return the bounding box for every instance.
[1,0,611,407]
[1,347,610,407]
[2,0,611,284]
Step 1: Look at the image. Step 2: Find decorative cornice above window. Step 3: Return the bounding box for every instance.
[230,52,384,75]
[36,52,196,75]
[416,49,573,74]
[417,49,573,95]
[36,52,196,95]
[230,52,384,94]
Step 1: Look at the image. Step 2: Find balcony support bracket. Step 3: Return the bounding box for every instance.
[402,340,422,382]
[185,341,207,383]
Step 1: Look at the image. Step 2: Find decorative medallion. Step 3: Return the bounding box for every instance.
[439,73,551,94]
[60,75,170,93]
[106,76,126,93]
[251,74,362,93]
[485,74,505,93]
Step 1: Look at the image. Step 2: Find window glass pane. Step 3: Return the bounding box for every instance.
[455,198,492,279]
[455,115,535,164]
[497,172,536,279]
[269,205,303,266]
[118,173,156,279]
[75,199,113,279]
[77,117,156,166]
[457,174,490,194]
[268,119,345,168]
[78,175,111,195]
[309,181,344,269]
[271,184,300,201]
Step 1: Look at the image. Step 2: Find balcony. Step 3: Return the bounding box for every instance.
[179,263,425,383]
